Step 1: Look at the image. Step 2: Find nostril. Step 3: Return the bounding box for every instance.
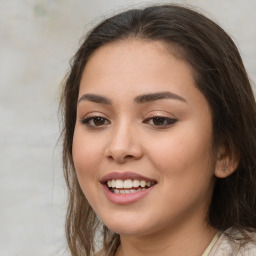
[125,155,134,159]
[105,143,143,162]
[107,155,133,163]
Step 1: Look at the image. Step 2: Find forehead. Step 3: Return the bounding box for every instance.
[85,39,171,73]
[85,39,187,70]
[80,39,196,96]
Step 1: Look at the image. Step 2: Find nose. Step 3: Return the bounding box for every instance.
[105,122,143,163]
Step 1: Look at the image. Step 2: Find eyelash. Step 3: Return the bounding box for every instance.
[143,116,177,127]
[80,116,110,127]
[80,116,177,128]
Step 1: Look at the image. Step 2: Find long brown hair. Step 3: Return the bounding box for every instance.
[60,4,256,255]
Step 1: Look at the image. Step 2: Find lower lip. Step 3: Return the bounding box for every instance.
[102,184,155,205]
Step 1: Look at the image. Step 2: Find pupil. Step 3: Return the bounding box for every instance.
[94,117,104,125]
[153,117,165,125]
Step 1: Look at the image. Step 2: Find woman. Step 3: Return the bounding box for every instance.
[60,4,256,256]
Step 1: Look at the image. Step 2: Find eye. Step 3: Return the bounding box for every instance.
[81,116,110,127]
[144,116,177,127]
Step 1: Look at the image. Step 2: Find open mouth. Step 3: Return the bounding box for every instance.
[106,179,157,194]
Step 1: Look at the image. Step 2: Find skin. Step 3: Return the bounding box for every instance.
[73,40,227,256]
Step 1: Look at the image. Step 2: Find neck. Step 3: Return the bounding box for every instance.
[115,218,217,256]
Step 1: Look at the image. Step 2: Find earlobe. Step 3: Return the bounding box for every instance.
[214,145,239,178]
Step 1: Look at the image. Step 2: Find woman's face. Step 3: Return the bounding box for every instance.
[73,40,216,237]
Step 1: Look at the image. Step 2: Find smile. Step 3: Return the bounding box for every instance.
[100,171,157,204]
[107,179,156,194]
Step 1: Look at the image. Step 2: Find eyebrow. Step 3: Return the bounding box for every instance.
[78,94,112,104]
[77,91,186,105]
[134,91,186,104]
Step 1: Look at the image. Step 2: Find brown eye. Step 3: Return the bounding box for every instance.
[81,116,110,127]
[152,117,165,125]
[144,117,177,127]
[93,117,106,126]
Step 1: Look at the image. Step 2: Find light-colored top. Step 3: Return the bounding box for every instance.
[208,228,256,256]
[96,228,256,256]
[202,231,220,256]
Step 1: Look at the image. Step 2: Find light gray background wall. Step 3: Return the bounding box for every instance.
[1,0,255,255]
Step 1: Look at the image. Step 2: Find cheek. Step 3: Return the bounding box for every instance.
[72,127,108,214]
[146,123,214,179]
[145,127,215,217]
[73,125,103,164]
[72,126,103,192]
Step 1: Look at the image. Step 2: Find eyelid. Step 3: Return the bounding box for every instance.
[144,111,177,119]
[79,111,109,120]
[79,113,111,127]
[143,112,178,127]
[144,116,177,126]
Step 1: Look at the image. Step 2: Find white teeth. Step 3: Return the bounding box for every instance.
[107,179,155,189]
[114,189,120,194]
[124,179,133,188]
[112,189,141,194]
[115,180,123,188]
[133,180,140,187]
[140,180,146,188]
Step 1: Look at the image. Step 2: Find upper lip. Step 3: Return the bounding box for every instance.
[100,171,157,184]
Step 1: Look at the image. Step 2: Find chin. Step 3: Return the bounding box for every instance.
[108,224,149,237]
[101,215,157,237]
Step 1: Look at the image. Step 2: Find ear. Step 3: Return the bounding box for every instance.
[214,144,239,178]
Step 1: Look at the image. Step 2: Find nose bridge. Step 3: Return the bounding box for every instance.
[110,119,134,151]
[106,118,141,162]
